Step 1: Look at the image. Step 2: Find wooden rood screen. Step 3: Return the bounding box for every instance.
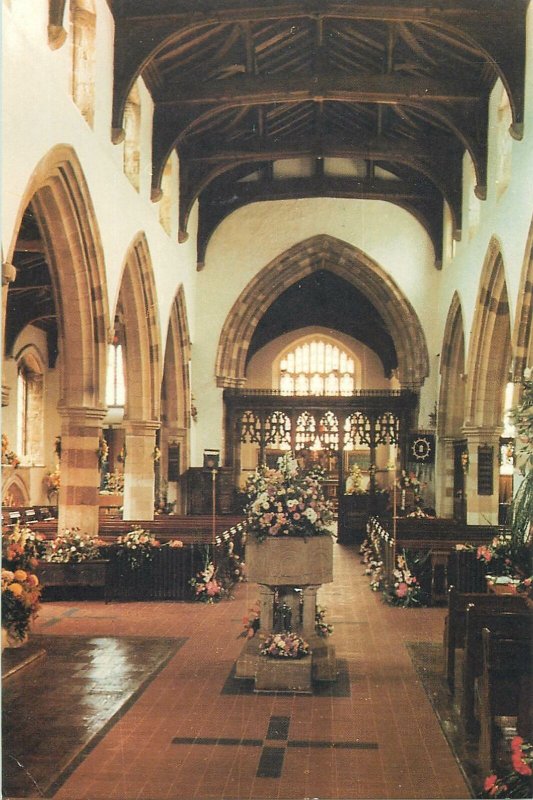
[224,389,418,539]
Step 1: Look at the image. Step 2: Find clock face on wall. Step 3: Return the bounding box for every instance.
[410,435,433,462]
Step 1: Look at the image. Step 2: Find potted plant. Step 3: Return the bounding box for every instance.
[507,368,533,577]
[1,567,41,648]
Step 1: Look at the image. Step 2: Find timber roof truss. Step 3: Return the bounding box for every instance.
[109,1,528,268]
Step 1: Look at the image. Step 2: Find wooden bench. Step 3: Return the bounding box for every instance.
[461,608,531,734]
[478,628,532,774]
[443,587,526,694]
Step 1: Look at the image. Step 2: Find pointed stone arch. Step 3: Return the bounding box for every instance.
[215,235,429,391]
[2,472,30,507]
[115,234,162,520]
[7,144,109,411]
[436,292,466,518]
[162,285,191,431]
[465,237,512,429]
[512,217,533,380]
[6,144,109,534]
[116,233,162,423]
[160,286,191,513]
[438,292,466,438]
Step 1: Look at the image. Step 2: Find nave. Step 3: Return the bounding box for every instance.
[4,543,470,800]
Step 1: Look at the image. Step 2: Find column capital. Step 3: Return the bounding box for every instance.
[462,425,503,442]
[2,262,17,285]
[124,419,161,436]
[58,404,108,425]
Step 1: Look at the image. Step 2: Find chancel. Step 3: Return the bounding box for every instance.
[1,2,532,799]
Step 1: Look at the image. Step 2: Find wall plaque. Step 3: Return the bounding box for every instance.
[168,444,180,482]
[477,445,494,495]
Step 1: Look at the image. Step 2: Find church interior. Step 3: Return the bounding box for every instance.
[2,1,533,798]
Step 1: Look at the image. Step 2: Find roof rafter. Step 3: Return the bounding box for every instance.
[111,1,526,135]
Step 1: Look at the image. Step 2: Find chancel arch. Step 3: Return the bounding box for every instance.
[115,233,162,520]
[215,235,429,392]
[464,238,513,524]
[436,293,466,519]
[160,285,191,514]
[6,144,109,534]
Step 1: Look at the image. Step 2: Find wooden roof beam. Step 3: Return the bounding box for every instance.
[196,175,443,268]
[111,1,525,133]
[155,72,480,106]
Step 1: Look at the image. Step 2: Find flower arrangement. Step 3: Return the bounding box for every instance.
[2,523,47,570]
[480,736,533,798]
[345,464,366,495]
[241,601,261,638]
[45,467,61,499]
[396,470,425,501]
[384,551,426,607]
[259,632,309,659]
[1,434,20,467]
[116,527,160,570]
[245,452,333,542]
[360,537,384,592]
[44,528,103,563]
[189,550,222,602]
[1,568,41,642]
[100,470,124,494]
[315,606,333,637]
[476,535,516,577]
[96,436,109,468]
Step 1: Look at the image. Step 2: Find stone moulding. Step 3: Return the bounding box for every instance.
[255,654,312,693]
[245,535,334,586]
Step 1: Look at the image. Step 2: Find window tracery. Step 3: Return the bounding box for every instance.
[279,339,355,395]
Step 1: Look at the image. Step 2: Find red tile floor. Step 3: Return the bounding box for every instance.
[28,542,470,800]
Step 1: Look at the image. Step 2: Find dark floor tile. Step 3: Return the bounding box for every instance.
[256,746,285,778]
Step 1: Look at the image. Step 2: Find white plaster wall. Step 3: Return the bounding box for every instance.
[193,199,439,462]
[438,4,533,364]
[2,1,198,371]
[247,327,395,391]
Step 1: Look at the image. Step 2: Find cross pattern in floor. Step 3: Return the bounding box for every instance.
[8,543,472,799]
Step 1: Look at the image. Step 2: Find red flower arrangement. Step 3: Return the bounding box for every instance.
[480,737,533,798]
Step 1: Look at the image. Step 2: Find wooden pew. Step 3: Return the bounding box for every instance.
[478,628,532,775]
[443,586,526,693]
[461,608,531,734]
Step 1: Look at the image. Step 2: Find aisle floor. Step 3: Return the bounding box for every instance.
[7,542,471,800]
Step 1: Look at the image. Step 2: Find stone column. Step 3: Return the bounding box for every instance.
[123,419,160,520]
[301,586,319,637]
[2,262,16,406]
[463,426,502,525]
[435,436,455,518]
[58,405,106,536]
[258,584,275,632]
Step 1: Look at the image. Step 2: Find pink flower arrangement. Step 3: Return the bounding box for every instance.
[259,632,309,659]
[245,453,333,542]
